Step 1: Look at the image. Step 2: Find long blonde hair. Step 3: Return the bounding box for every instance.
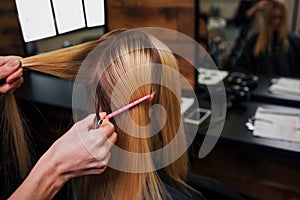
[4,29,189,199]
[254,0,289,56]
[73,30,188,199]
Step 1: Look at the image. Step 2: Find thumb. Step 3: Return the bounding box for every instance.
[99,112,107,119]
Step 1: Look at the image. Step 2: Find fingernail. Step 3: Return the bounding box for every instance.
[11,59,20,67]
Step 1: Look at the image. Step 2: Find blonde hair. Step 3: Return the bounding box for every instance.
[254,0,289,56]
[74,30,188,199]
[0,93,31,180]
[3,29,189,199]
[0,29,124,182]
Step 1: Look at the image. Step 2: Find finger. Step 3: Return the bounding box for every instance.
[0,83,10,94]
[6,68,23,83]
[0,59,21,80]
[14,76,23,88]
[65,167,107,179]
[0,77,23,94]
[92,112,106,130]
[94,133,116,158]
[78,166,107,176]
[87,166,107,174]
[97,121,115,139]
[77,114,96,130]
[101,132,117,154]
[0,77,23,93]
[99,112,107,119]
[100,151,111,166]
[0,56,22,66]
[93,151,111,167]
[261,1,268,6]
[84,151,111,170]
[92,133,117,159]
[108,132,117,146]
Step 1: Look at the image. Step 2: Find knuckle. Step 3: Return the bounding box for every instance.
[95,136,105,145]
[101,146,109,157]
[0,84,9,94]
[0,65,8,75]
[108,122,115,132]
[97,127,107,137]
[94,162,105,169]
[100,165,107,171]
[97,146,109,160]
[7,62,14,70]
[102,159,109,166]
[112,132,118,143]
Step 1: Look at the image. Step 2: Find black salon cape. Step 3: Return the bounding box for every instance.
[160,171,247,200]
[1,171,247,200]
[236,34,300,77]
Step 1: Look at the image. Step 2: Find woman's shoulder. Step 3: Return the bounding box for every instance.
[248,33,259,43]
[159,170,206,200]
[160,171,248,200]
[164,182,207,200]
[288,34,300,46]
[186,172,248,200]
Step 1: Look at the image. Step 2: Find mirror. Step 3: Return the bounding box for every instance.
[198,0,300,74]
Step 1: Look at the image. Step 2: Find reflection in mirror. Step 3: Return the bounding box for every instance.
[199,0,300,77]
[199,0,240,69]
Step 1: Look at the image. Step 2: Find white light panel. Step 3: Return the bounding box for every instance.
[84,0,105,27]
[15,0,56,42]
[51,0,85,34]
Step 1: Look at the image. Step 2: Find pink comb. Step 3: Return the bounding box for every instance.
[105,94,152,119]
[97,94,152,125]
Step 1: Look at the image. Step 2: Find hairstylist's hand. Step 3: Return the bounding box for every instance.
[246,0,268,18]
[255,0,268,11]
[0,56,23,94]
[51,113,117,179]
[9,113,117,200]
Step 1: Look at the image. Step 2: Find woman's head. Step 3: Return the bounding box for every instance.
[264,0,287,32]
[96,30,179,120]
[93,29,187,169]
[73,29,189,199]
[254,0,289,56]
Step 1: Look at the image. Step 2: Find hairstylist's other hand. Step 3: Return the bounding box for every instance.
[255,0,268,11]
[0,56,23,94]
[9,113,117,200]
[50,113,117,179]
[246,0,268,18]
